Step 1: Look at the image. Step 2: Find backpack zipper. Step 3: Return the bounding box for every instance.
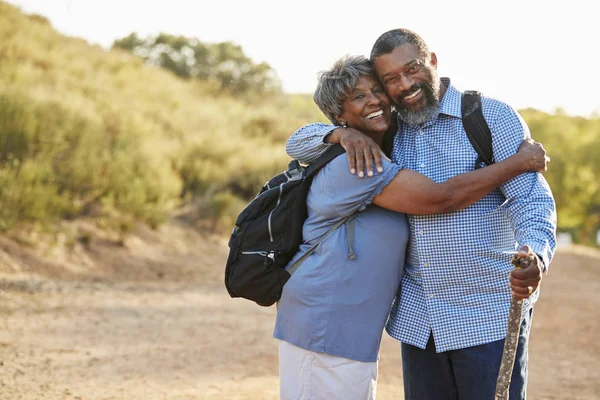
[267,182,285,242]
[241,251,270,256]
[241,251,275,267]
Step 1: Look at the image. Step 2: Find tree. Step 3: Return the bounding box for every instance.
[112,33,282,98]
[523,109,600,245]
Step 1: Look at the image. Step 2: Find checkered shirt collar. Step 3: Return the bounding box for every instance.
[438,77,462,119]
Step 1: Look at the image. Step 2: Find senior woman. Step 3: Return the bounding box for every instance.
[273,55,547,400]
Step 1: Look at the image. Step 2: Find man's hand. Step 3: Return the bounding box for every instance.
[327,127,383,177]
[516,139,549,173]
[509,245,543,300]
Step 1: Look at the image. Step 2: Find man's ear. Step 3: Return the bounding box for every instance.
[430,52,438,69]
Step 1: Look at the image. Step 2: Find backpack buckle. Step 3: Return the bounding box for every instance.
[287,160,304,181]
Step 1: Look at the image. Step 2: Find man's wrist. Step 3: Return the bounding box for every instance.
[513,152,529,174]
[324,127,345,144]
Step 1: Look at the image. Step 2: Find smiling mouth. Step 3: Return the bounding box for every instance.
[403,88,422,101]
[366,110,384,119]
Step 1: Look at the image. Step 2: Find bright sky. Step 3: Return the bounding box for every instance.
[7,0,599,117]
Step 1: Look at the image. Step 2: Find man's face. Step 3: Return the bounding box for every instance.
[373,43,441,125]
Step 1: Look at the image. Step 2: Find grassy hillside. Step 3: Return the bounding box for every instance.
[0,1,598,244]
[0,1,326,233]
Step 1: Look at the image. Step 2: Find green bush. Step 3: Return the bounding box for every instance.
[1,1,597,243]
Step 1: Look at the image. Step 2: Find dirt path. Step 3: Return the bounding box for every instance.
[0,242,599,399]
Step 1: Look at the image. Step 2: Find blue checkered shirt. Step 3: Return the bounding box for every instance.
[285,78,557,352]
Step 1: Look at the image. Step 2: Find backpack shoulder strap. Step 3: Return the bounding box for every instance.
[285,144,352,277]
[286,212,357,276]
[305,144,346,179]
[461,91,494,169]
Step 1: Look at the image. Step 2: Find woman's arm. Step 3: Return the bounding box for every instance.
[372,139,547,215]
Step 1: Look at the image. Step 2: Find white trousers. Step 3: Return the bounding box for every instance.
[278,341,378,400]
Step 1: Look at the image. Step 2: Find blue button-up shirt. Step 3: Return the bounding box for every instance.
[285,78,557,352]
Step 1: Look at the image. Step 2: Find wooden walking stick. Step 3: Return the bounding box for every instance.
[494,250,535,400]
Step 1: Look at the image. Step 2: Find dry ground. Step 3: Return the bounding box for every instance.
[0,220,599,399]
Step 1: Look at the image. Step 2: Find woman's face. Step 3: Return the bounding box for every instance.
[336,75,391,135]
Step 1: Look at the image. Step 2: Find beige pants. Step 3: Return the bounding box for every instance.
[278,341,378,400]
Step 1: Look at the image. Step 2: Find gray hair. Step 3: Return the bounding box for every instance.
[370,28,430,61]
[313,55,375,126]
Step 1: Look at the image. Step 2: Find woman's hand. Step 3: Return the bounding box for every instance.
[329,128,383,177]
[516,139,549,172]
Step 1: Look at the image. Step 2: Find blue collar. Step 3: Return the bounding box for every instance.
[438,77,462,119]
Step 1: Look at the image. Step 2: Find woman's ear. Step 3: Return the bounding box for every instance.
[336,114,346,127]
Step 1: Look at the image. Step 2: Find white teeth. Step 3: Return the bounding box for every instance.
[404,88,422,100]
[366,110,384,119]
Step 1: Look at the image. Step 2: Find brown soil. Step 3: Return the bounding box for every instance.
[0,220,598,399]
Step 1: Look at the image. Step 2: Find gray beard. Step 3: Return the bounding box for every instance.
[396,101,440,126]
[395,74,442,126]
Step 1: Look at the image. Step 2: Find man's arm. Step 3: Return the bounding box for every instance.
[373,139,547,214]
[286,123,384,176]
[489,103,557,298]
[285,123,336,163]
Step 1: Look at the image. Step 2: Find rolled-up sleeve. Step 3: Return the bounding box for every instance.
[286,123,336,163]
[315,155,403,218]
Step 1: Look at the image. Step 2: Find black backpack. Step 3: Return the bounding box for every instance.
[383,90,494,169]
[225,144,347,307]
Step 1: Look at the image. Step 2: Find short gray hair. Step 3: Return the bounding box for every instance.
[313,55,375,126]
[370,28,430,61]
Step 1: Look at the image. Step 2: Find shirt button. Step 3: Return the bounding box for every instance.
[429,294,435,298]
[419,230,424,235]
[420,163,425,168]
[423,262,429,267]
